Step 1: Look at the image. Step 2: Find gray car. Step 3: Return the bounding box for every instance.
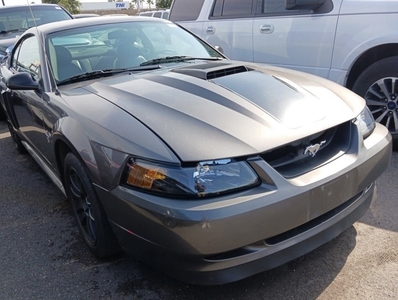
[0,16,392,285]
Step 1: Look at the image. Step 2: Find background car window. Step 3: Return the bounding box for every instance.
[139,12,153,17]
[261,0,312,15]
[169,0,205,21]
[14,36,40,79]
[263,0,284,13]
[0,6,72,31]
[213,0,254,17]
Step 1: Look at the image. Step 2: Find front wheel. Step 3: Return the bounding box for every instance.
[352,57,398,137]
[63,153,120,257]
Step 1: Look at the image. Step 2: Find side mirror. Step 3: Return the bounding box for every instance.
[6,72,39,90]
[214,45,224,54]
[285,0,327,10]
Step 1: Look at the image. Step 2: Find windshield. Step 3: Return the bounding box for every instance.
[0,6,72,33]
[46,20,224,84]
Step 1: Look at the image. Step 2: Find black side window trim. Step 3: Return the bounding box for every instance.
[208,0,334,20]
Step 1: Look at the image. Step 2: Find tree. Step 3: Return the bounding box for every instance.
[42,0,81,14]
[146,0,154,10]
[130,0,138,9]
[156,0,172,9]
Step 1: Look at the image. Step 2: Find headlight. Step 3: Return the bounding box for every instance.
[121,158,260,198]
[356,106,375,139]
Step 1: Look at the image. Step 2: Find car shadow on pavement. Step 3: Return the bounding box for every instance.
[108,226,357,300]
[359,151,398,233]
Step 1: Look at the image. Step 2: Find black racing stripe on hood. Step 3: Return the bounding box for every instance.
[146,74,272,126]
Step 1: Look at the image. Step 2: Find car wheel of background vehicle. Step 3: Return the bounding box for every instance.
[7,121,26,154]
[63,152,121,257]
[352,57,398,144]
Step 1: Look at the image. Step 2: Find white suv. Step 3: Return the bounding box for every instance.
[169,0,398,138]
[138,9,169,19]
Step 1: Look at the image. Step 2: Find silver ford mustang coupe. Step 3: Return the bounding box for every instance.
[0,17,392,285]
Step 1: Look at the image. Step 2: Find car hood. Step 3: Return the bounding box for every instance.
[79,61,364,162]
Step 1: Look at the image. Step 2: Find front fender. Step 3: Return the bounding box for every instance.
[52,116,102,185]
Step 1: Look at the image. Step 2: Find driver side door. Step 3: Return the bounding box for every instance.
[6,35,49,157]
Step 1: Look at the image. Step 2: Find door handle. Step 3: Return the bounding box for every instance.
[206,26,215,34]
[260,24,274,34]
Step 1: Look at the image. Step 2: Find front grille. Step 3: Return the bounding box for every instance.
[261,121,352,178]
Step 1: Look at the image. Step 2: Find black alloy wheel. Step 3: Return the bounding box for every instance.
[63,152,120,257]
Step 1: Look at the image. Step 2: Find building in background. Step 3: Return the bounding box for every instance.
[80,1,130,11]
[80,1,149,12]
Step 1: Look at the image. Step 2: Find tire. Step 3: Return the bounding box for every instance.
[63,152,121,257]
[352,57,398,138]
[7,121,26,154]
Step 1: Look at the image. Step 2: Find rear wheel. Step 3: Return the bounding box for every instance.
[7,121,26,154]
[352,57,398,139]
[63,152,121,257]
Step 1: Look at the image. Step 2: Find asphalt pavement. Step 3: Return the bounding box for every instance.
[0,121,397,300]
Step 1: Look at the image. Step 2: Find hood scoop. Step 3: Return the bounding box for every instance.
[172,62,251,80]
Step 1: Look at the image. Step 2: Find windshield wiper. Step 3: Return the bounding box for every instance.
[57,66,160,85]
[140,56,224,66]
[0,29,19,35]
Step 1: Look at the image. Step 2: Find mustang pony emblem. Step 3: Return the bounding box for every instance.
[304,140,326,157]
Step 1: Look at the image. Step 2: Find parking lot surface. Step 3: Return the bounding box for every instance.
[0,121,397,299]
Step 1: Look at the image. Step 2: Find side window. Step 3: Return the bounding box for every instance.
[153,12,162,18]
[169,0,205,21]
[262,0,285,14]
[13,36,40,80]
[260,0,331,15]
[213,0,254,17]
